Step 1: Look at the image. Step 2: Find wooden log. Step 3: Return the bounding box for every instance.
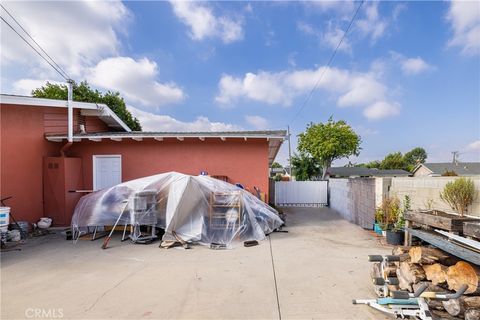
[413,281,445,293]
[443,298,466,317]
[412,281,446,311]
[393,246,410,255]
[465,308,480,320]
[408,228,480,265]
[427,299,445,311]
[447,261,480,295]
[431,309,463,320]
[409,246,453,265]
[396,261,426,291]
[423,263,449,286]
[442,297,480,317]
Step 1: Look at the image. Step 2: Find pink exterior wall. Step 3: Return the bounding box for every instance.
[68,138,270,199]
[1,103,272,224]
[1,104,60,222]
[0,103,109,223]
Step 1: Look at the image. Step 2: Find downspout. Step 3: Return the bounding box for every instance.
[61,79,74,157]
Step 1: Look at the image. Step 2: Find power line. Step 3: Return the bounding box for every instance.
[289,0,365,125]
[0,3,70,80]
[0,11,69,81]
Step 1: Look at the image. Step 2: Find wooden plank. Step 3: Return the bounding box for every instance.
[436,229,480,252]
[407,228,480,266]
[464,222,480,240]
[405,211,478,233]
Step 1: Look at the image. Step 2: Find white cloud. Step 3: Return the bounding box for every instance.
[353,125,379,136]
[446,0,480,55]
[215,65,400,120]
[87,57,185,109]
[466,140,480,151]
[245,115,269,129]
[363,101,400,120]
[401,57,433,75]
[337,75,385,107]
[297,21,351,53]
[308,1,355,16]
[297,21,317,36]
[0,1,130,77]
[128,106,240,132]
[170,1,243,43]
[216,72,291,106]
[356,1,388,43]
[11,79,62,95]
[322,22,351,53]
[391,51,434,75]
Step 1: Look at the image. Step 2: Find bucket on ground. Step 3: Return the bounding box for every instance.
[0,207,10,232]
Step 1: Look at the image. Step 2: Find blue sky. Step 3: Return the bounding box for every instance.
[1,1,479,165]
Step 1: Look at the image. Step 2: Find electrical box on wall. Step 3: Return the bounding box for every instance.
[43,157,84,226]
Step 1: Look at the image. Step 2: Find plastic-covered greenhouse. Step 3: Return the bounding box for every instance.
[72,172,283,247]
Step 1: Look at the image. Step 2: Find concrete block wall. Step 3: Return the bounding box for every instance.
[349,178,376,228]
[329,178,376,229]
[387,177,480,217]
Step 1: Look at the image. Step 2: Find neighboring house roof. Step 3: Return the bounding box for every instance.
[0,94,131,132]
[270,167,286,174]
[327,167,411,178]
[45,130,287,165]
[413,162,480,176]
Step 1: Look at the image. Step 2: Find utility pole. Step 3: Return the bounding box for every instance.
[451,151,459,165]
[287,125,292,176]
[67,79,74,143]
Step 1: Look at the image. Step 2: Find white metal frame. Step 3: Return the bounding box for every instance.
[92,155,122,191]
[275,181,328,207]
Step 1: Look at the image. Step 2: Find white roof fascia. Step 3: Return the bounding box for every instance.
[46,134,286,140]
[1,94,131,132]
[96,105,132,132]
[0,94,97,110]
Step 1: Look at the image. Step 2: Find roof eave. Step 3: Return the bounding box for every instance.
[1,94,131,132]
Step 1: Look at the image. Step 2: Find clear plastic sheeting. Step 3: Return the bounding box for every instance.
[72,172,283,247]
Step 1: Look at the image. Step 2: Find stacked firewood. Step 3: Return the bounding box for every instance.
[375,246,480,320]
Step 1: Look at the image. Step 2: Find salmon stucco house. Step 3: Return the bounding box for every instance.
[0,94,286,225]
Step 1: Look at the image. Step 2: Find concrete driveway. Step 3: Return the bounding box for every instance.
[1,207,390,319]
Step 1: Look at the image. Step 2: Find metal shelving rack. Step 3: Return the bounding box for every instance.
[209,191,242,229]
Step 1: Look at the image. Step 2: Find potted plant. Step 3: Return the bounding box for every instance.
[377,196,405,245]
[387,196,410,245]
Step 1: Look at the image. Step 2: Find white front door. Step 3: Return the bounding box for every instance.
[93,155,122,191]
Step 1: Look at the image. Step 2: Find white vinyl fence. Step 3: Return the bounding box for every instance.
[274,181,328,207]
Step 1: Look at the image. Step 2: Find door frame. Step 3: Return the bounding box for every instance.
[92,155,122,191]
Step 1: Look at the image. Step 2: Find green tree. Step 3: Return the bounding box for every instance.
[404,147,427,171]
[291,152,321,181]
[365,160,382,169]
[32,81,142,131]
[380,152,406,170]
[271,161,283,169]
[297,118,361,179]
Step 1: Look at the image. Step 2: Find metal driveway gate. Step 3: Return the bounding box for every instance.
[274,181,328,207]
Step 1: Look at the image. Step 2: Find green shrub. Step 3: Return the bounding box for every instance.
[392,195,410,232]
[440,178,476,216]
[376,197,401,231]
